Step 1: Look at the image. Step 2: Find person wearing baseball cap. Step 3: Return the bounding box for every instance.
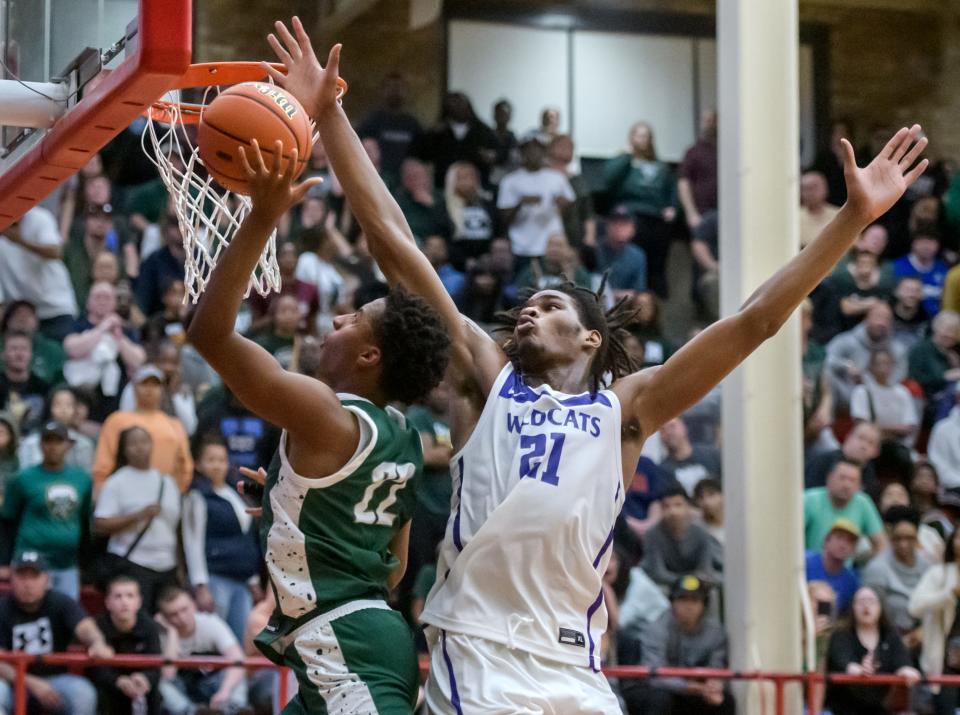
[90,362,193,492]
[596,204,649,301]
[627,574,733,714]
[806,517,861,612]
[1,420,91,601]
[0,553,112,715]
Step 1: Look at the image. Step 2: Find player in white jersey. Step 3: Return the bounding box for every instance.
[264,22,929,712]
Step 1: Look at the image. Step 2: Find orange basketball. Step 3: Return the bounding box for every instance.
[197,82,313,194]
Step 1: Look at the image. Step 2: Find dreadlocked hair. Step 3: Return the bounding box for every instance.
[493,276,641,394]
[372,287,452,404]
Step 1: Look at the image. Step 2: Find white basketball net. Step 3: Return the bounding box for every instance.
[141,87,281,303]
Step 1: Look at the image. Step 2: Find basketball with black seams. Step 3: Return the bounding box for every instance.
[197,82,313,194]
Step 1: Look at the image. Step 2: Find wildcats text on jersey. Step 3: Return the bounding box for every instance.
[505,408,601,437]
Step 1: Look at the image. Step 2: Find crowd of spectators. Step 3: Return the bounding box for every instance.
[1,68,960,714]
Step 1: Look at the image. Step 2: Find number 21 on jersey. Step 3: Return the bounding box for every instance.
[354,462,415,526]
[519,432,566,486]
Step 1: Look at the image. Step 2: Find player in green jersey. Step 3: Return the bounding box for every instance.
[187,129,451,712]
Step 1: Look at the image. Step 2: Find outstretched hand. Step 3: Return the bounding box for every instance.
[842,124,928,226]
[239,140,321,223]
[263,17,345,120]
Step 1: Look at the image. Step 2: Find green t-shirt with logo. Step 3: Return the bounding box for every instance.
[1,464,92,569]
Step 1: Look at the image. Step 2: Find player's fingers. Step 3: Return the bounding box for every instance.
[325,43,342,77]
[880,127,909,161]
[904,158,930,186]
[284,147,299,184]
[899,133,927,170]
[893,124,922,164]
[237,146,256,178]
[261,62,287,86]
[274,20,302,60]
[266,33,293,66]
[291,16,316,60]
[245,507,264,517]
[293,176,323,202]
[250,139,269,175]
[839,137,858,172]
[272,140,284,177]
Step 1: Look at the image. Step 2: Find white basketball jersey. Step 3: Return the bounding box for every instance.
[421,363,624,670]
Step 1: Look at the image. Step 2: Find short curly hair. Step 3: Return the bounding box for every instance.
[371,287,451,404]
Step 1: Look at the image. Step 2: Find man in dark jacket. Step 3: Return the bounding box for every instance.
[90,575,163,715]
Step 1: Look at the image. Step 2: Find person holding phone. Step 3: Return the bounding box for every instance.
[806,519,862,613]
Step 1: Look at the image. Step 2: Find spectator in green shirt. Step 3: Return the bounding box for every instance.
[804,458,886,555]
[393,158,452,243]
[1,421,92,601]
[0,300,65,386]
[601,122,677,297]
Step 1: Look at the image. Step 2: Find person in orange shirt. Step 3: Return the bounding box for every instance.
[91,365,193,491]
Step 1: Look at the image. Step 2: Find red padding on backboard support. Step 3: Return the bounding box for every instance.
[0,0,192,229]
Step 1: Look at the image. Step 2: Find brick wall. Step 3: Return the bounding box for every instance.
[194,0,959,160]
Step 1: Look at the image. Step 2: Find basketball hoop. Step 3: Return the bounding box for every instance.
[141,61,348,302]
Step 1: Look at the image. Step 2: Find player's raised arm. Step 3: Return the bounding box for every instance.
[187,140,358,451]
[262,18,506,396]
[613,125,929,440]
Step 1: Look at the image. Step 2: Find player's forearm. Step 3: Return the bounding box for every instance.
[315,104,466,341]
[740,206,867,338]
[188,211,276,348]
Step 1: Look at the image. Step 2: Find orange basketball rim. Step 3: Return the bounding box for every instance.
[148,61,348,124]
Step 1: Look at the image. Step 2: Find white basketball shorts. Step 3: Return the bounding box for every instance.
[424,628,623,714]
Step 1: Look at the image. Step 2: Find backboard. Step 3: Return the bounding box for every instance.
[0,0,191,230]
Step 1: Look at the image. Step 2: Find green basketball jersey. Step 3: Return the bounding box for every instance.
[256,396,421,654]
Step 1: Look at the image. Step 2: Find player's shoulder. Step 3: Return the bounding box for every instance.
[342,398,420,454]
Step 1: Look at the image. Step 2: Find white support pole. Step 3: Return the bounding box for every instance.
[0,79,69,129]
[718,1,803,714]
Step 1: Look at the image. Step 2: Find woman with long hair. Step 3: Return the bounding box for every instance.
[627,290,676,367]
[910,527,960,714]
[93,426,181,611]
[443,161,495,269]
[601,121,678,297]
[826,585,920,714]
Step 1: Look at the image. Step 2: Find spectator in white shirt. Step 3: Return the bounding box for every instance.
[928,387,960,491]
[496,133,575,267]
[0,207,78,340]
[850,348,919,447]
[156,586,248,715]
